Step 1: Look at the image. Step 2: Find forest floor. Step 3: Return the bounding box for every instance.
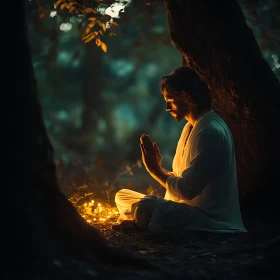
[92,222,280,279]
[54,163,280,279]
[46,205,280,279]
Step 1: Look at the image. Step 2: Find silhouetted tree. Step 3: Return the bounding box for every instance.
[13,1,163,278]
[165,0,280,229]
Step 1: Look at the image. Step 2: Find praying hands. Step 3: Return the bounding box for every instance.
[140,134,171,187]
[140,134,162,175]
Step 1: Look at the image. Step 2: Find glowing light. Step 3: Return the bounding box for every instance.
[71,198,120,225]
[272,54,280,69]
[98,0,132,29]
[60,23,72,32]
[104,0,132,19]
[50,11,57,18]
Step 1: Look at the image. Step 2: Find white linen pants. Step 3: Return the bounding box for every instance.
[115,189,158,229]
[115,189,246,233]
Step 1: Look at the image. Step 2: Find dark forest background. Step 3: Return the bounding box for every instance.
[8,1,280,278]
[26,0,280,204]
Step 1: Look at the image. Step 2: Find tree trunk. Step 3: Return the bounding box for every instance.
[18,0,108,255]
[81,44,104,134]
[63,44,106,155]
[165,0,280,229]
[12,1,160,277]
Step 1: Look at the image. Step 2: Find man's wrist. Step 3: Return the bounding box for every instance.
[149,166,170,188]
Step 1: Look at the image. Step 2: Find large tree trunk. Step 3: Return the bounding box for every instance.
[165,0,280,229]
[63,44,106,155]
[18,0,109,261]
[12,1,161,278]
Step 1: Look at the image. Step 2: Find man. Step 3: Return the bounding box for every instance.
[114,66,247,233]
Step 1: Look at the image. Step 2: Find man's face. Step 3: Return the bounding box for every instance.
[162,89,190,122]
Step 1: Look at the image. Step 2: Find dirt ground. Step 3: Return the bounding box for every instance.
[45,220,280,279]
[97,223,280,279]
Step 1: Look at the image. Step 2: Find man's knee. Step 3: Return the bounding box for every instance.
[115,189,129,204]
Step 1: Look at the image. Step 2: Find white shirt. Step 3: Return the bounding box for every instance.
[149,110,247,232]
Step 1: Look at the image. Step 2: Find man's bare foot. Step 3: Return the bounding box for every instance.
[111,220,140,232]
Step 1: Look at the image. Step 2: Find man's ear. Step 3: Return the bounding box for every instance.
[182,91,194,104]
[181,91,189,100]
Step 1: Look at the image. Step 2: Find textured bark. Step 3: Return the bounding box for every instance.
[165,0,280,227]
[13,1,134,276]
[18,0,108,258]
[11,2,162,278]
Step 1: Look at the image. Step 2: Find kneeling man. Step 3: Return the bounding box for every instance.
[114,66,247,233]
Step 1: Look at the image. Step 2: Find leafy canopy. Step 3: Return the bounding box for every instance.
[54,0,124,52]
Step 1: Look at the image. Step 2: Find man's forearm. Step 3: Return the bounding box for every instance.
[162,167,173,176]
[149,167,171,189]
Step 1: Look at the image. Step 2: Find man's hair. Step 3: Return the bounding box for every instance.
[160,66,212,110]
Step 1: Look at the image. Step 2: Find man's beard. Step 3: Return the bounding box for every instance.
[171,111,185,122]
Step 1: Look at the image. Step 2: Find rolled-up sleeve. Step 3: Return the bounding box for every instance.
[166,128,226,201]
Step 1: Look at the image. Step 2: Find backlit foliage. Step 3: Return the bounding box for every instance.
[55,0,120,52]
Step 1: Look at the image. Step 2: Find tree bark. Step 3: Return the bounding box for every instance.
[13,1,159,277]
[165,0,280,228]
[18,0,108,254]
[14,1,166,277]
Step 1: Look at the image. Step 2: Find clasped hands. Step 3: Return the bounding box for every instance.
[140,133,162,176]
